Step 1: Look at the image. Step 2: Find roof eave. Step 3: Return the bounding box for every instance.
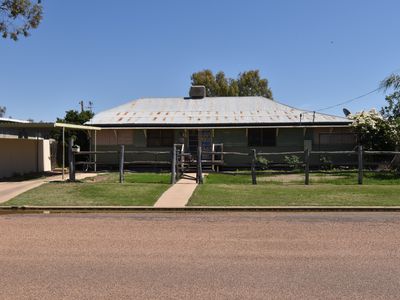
[89,121,351,129]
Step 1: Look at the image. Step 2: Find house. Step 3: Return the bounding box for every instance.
[87,86,355,168]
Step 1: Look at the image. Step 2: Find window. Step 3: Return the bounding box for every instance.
[147,129,174,147]
[319,133,356,145]
[117,130,133,145]
[97,130,117,145]
[248,128,276,146]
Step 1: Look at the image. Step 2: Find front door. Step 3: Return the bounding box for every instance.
[187,129,212,159]
[188,130,199,156]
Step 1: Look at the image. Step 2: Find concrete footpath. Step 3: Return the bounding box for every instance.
[0,173,97,204]
[154,174,197,207]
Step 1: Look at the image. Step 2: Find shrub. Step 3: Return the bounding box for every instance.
[284,155,301,170]
[256,156,270,170]
[320,155,333,170]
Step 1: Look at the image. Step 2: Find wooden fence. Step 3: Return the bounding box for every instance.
[69,141,400,186]
[71,144,173,183]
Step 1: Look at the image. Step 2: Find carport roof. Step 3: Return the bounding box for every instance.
[0,122,101,130]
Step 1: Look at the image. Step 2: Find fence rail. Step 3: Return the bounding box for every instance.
[203,151,249,156]
[258,151,305,156]
[68,142,400,186]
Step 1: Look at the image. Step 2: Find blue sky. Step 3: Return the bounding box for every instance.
[1,0,400,121]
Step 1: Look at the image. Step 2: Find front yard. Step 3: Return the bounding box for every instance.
[2,172,170,206]
[3,170,400,207]
[187,171,400,206]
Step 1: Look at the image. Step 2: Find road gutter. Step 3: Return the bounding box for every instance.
[2,205,400,214]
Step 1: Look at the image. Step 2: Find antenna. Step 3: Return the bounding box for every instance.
[88,101,94,112]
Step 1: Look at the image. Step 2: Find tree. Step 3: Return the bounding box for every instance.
[350,72,400,154]
[381,73,400,92]
[191,69,273,98]
[0,106,6,117]
[0,0,43,41]
[237,70,273,98]
[380,73,400,120]
[350,110,400,151]
[54,109,95,151]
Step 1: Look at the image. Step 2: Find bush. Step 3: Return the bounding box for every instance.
[320,155,333,170]
[256,157,270,170]
[284,155,301,170]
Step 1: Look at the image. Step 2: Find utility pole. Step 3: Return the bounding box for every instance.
[79,101,84,112]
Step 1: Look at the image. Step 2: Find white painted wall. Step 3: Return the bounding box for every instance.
[0,138,52,178]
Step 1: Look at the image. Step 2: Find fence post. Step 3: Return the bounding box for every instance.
[68,137,76,182]
[171,145,177,184]
[358,145,363,185]
[119,145,125,183]
[304,149,310,185]
[197,146,203,184]
[251,149,257,185]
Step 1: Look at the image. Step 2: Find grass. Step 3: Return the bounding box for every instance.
[90,172,171,184]
[204,171,400,185]
[312,171,400,185]
[188,184,400,206]
[3,172,171,206]
[5,170,400,207]
[187,171,400,206]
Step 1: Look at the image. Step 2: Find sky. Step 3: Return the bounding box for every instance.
[1,0,400,122]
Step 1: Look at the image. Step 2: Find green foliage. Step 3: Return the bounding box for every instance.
[191,69,273,98]
[319,155,333,170]
[256,156,270,169]
[381,73,400,92]
[0,0,43,40]
[54,109,95,150]
[237,70,273,98]
[381,91,400,120]
[284,155,301,169]
[350,110,399,150]
[59,109,94,125]
[350,73,400,151]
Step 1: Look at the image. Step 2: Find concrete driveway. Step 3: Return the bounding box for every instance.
[0,173,97,204]
[1,212,400,299]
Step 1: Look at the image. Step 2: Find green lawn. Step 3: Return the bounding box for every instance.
[188,171,400,206]
[93,172,171,184]
[188,184,400,206]
[3,173,171,206]
[204,171,400,185]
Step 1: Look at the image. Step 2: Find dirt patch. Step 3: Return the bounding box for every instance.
[257,173,346,183]
[83,173,110,183]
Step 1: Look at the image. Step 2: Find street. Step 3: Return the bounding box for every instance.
[1,212,400,299]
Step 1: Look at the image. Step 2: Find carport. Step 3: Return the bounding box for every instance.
[54,123,101,180]
[0,122,54,178]
[0,121,101,180]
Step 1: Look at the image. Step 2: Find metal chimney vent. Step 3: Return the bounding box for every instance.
[189,85,206,98]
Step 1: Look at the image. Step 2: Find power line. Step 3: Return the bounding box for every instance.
[315,87,381,112]
[309,66,400,113]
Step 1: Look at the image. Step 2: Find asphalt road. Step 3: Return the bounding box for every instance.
[1,212,400,299]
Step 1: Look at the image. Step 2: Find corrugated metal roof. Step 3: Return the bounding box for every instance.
[0,117,30,124]
[88,97,350,127]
